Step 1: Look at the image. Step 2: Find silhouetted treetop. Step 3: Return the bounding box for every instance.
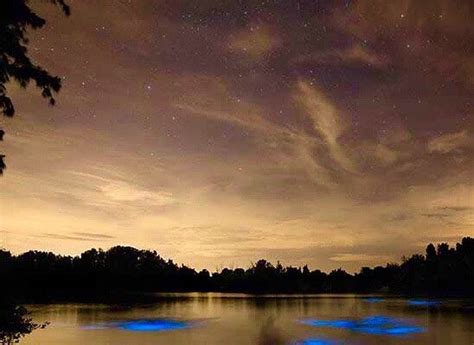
[0,0,69,174]
[0,0,69,117]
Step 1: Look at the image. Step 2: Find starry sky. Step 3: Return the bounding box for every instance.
[1,0,473,272]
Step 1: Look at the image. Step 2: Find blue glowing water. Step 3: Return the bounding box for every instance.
[407,299,440,307]
[84,319,191,332]
[297,338,339,345]
[117,319,190,332]
[302,315,424,336]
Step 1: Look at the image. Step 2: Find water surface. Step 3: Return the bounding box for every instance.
[23,294,474,344]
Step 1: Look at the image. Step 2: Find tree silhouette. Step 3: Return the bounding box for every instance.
[0,0,70,174]
[1,237,473,297]
[0,1,70,341]
[0,302,48,345]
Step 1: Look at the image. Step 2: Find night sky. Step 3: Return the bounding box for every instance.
[1,0,473,272]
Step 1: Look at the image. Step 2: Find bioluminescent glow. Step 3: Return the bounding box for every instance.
[117,319,190,332]
[84,319,191,332]
[297,338,340,345]
[301,315,424,337]
[407,300,440,307]
[364,297,385,303]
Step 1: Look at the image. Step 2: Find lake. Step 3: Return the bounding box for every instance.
[23,294,474,344]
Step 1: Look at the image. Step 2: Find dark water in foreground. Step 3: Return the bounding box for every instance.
[24,294,474,344]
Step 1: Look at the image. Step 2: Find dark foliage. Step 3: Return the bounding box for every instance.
[0,301,48,344]
[1,238,473,298]
[0,0,69,173]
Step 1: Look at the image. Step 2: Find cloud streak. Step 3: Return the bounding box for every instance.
[427,130,472,154]
[296,81,356,173]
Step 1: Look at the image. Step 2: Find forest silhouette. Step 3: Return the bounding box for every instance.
[1,237,474,299]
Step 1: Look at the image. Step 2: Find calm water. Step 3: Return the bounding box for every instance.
[24,294,474,344]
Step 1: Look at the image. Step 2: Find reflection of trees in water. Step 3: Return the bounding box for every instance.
[258,317,286,345]
[0,302,48,344]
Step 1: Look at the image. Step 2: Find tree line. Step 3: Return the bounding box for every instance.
[1,237,473,299]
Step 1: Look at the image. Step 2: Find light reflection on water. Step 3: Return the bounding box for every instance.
[296,338,340,345]
[22,294,474,345]
[83,319,191,332]
[407,300,441,307]
[301,315,425,336]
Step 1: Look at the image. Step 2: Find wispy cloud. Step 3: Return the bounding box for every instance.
[227,24,280,60]
[330,253,392,263]
[100,180,173,205]
[73,232,115,239]
[173,76,335,187]
[293,44,388,69]
[421,213,450,219]
[70,171,175,208]
[40,233,111,242]
[427,130,472,154]
[437,206,473,212]
[296,81,356,173]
